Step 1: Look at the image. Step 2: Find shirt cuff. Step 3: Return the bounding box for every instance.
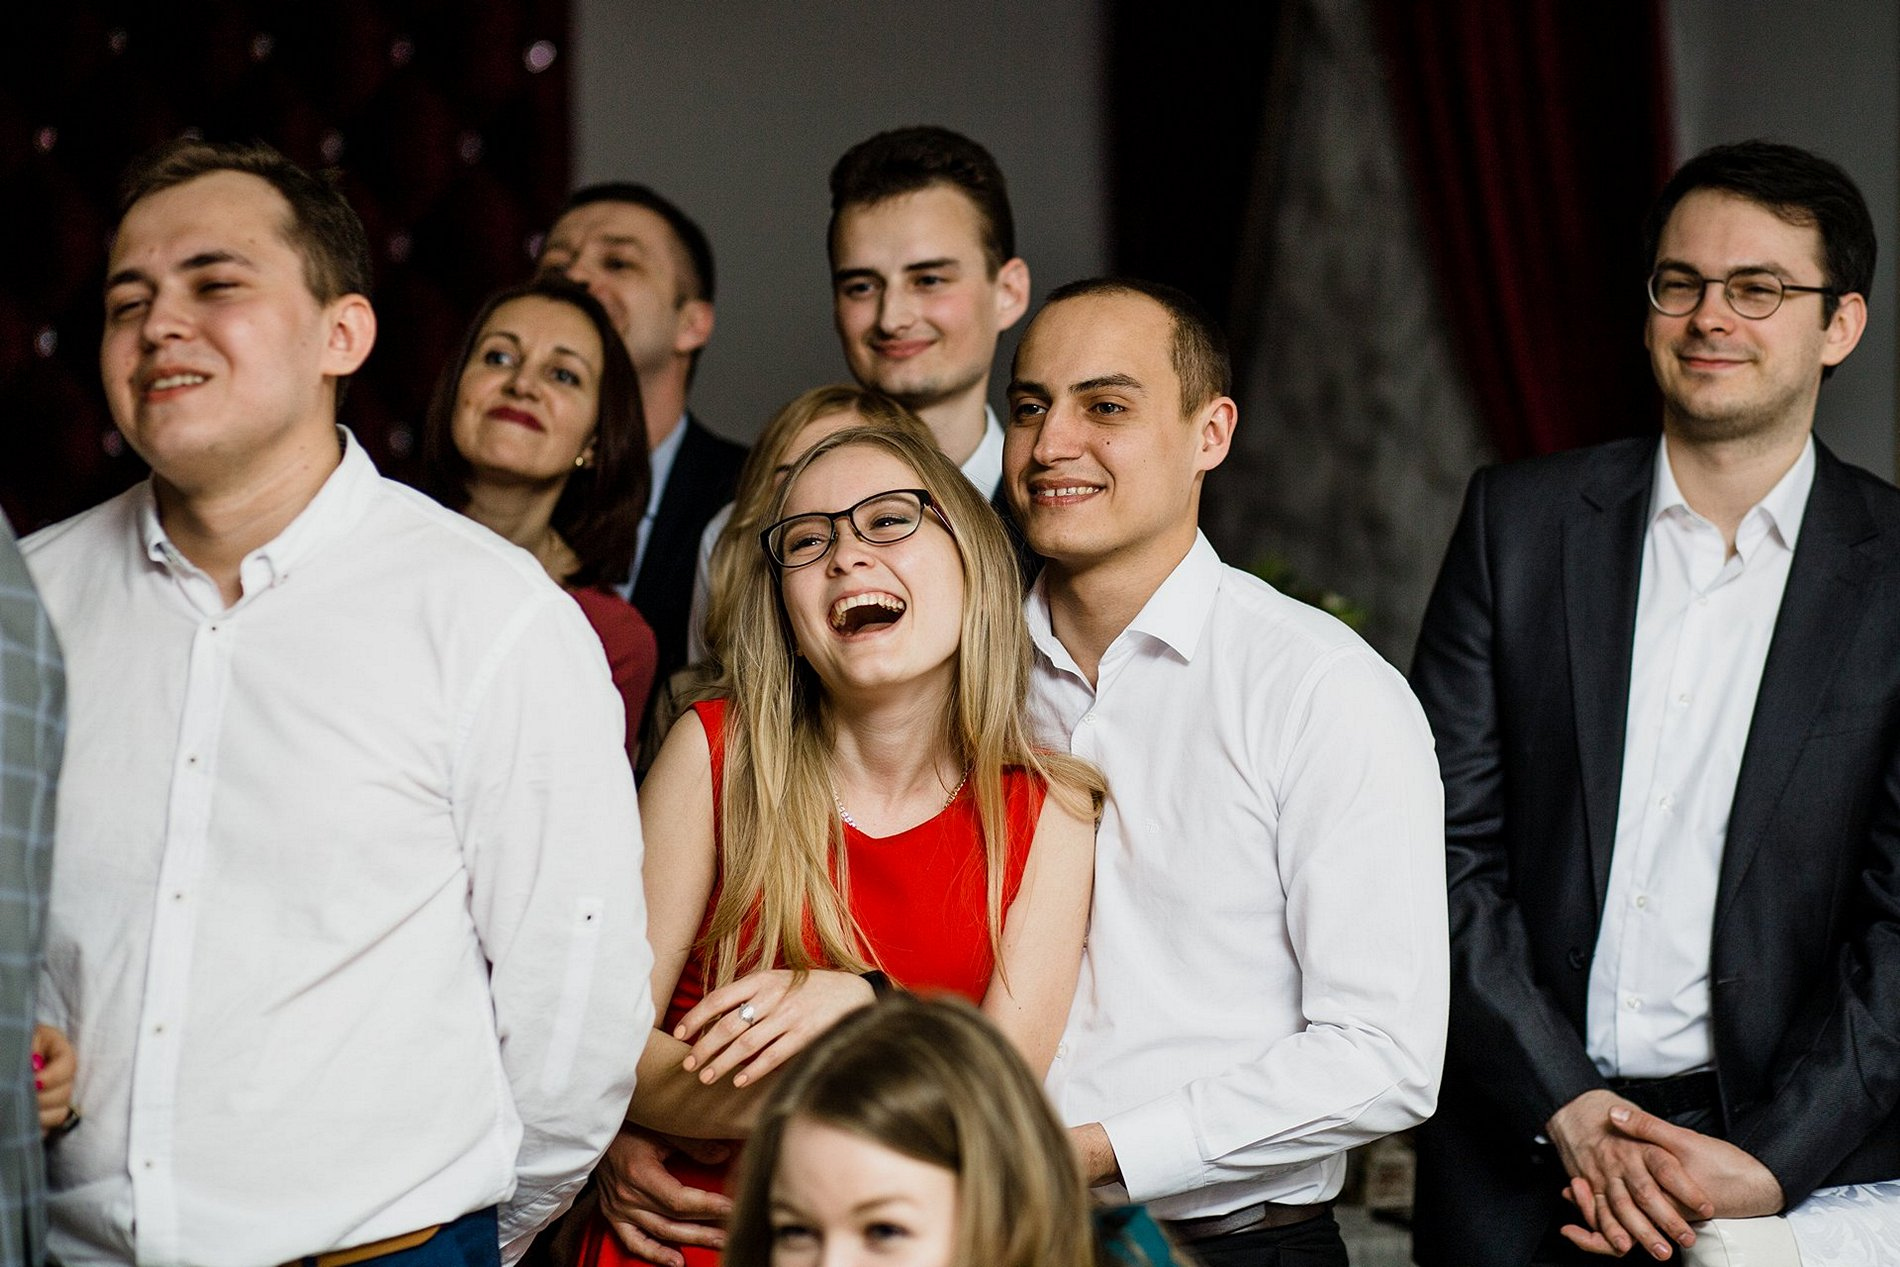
[1100,1092,1208,1205]
[499,1187,572,1266]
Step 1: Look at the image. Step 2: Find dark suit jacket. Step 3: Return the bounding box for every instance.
[1409,436,1900,1267]
[630,414,747,689]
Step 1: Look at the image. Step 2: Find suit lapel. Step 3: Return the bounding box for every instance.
[1565,441,1654,915]
[1717,444,1878,925]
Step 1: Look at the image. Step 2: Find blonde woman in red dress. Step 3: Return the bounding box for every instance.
[576,426,1100,1267]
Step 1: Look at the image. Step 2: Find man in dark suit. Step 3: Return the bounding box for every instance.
[542,184,748,685]
[1411,140,1897,1267]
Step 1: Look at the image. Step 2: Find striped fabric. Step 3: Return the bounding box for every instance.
[0,515,64,1267]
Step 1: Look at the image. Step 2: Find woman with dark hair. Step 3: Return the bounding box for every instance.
[424,276,658,757]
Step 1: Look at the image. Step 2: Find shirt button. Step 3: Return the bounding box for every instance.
[143,1159,155,1170]
[1625,996,1642,1011]
[186,754,200,768]
[152,1023,165,1035]
[1675,693,1690,707]
[1657,793,1673,811]
[1082,712,1097,725]
[1634,894,1648,909]
[1056,1042,1070,1059]
[1696,595,1709,607]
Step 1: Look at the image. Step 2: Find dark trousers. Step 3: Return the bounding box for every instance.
[1178,1210,1349,1267]
[352,1208,500,1267]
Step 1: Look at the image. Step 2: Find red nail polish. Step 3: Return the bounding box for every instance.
[34,1079,43,1092]
[31,1052,44,1071]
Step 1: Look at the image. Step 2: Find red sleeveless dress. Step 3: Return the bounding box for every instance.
[577,698,1044,1267]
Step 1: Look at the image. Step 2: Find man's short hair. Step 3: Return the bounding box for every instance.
[828,126,1016,275]
[117,138,372,305]
[1040,277,1232,414]
[1643,140,1877,323]
[559,182,716,304]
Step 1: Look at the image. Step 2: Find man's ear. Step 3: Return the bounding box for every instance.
[1194,396,1237,475]
[1821,291,1868,368]
[674,297,715,357]
[994,257,1031,333]
[320,294,377,378]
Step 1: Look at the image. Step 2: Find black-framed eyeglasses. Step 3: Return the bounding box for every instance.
[1646,267,1839,320]
[759,488,948,570]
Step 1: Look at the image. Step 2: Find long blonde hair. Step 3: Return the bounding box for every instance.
[702,426,1102,987]
[724,996,1097,1267]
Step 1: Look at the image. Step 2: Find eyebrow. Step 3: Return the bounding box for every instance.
[481,331,599,367]
[1654,256,1796,279]
[1074,373,1145,394]
[1008,373,1146,397]
[106,249,258,291]
[832,257,963,285]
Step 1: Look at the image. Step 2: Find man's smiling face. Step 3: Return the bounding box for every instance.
[1645,188,1864,443]
[830,183,1026,412]
[101,169,367,494]
[1005,290,1229,579]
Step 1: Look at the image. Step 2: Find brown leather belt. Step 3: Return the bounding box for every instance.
[281,1224,441,1267]
[1164,1200,1331,1240]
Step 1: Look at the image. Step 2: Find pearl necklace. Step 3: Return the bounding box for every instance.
[832,767,971,831]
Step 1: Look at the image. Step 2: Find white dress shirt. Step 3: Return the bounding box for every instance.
[26,432,653,1267]
[624,409,691,596]
[1031,533,1448,1217]
[684,406,1005,664]
[1586,438,1813,1079]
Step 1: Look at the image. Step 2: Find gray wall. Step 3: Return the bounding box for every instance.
[571,0,1111,444]
[1668,0,1900,478]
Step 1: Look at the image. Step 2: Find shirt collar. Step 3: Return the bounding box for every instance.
[646,411,691,516]
[958,405,1005,500]
[1025,531,1224,671]
[1649,434,1816,553]
[140,427,378,590]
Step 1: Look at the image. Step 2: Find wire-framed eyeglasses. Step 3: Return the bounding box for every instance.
[1647,267,1839,320]
[759,488,948,570]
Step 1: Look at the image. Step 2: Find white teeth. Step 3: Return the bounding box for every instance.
[829,592,907,629]
[1035,485,1101,498]
[150,373,207,391]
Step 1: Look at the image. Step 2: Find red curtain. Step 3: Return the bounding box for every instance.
[1377,2,1675,460]
[0,2,570,531]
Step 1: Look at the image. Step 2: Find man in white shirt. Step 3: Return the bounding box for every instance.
[541,184,748,689]
[1004,277,1449,1267]
[27,139,651,1267]
[1410,141,1900,1267]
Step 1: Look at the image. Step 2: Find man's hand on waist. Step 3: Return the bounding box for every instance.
[597,1125,733,1267]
